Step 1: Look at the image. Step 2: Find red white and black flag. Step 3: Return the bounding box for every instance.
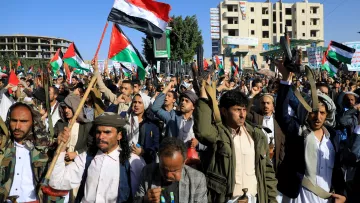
[107,0,171,38]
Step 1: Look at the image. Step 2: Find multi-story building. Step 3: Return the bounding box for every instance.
[211,0,324,70]
[0,34,71,60]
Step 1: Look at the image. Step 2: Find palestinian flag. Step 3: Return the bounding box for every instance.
[17,60,22,70]
[108,0,171,38]
[203,58,209,71]
[50,49,63,72]
[327,41,355,65]
[120,63,132,78]
[63,42,90,72]
[322,49,338,77]
[215,56,224,76]
[108,24,147,80]
[251,55,259,72]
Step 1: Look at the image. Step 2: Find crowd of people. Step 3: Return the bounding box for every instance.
[0,60,359,203]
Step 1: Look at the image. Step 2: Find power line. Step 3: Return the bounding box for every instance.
[325,0,349,18]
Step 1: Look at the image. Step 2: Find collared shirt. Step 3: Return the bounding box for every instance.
[67,122,79,153]
[178,115,195,143]
[262,114,275,145]
[232,126,257,197]
[50,148,121,203]
[283,134,335,203]
[9,142,37,202]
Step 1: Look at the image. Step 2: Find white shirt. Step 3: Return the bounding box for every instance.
[283,135,335,203]
[9,142,37,202]
[51,102,61,127]
[50,148,121,203]
[178,116,195,143]
[262,115,275,145]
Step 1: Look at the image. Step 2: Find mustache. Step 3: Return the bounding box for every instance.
[97,140,108,145]
[12,130,25,134]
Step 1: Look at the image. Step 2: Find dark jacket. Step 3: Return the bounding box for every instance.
[137,118,160,164]
[275,83,345,198]
[193,98,278,203]
[247,109,286,175]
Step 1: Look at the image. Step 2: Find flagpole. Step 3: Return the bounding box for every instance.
[94,21,109,60]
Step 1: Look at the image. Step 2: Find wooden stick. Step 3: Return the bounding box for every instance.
[44,76,97,181]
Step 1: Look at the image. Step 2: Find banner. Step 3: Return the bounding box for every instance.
[223,36,258,46]
[211,33,220,39]
[343,41,360,71]
[306,47,323,69]
[210,21,220,26]
[211,27,220,33]
[210,8,219,14]
[240,1,247,20]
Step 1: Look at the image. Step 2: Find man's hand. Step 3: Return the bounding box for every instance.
[145,187,161,203]
[65,152,77,161]
[58,127,70,151]
[274,59,293,82]
[114,94,126,105]
[250,86,261,97]
[331,193,346,203]
[131,143,143,156]
[162,81,174,94]
[190,138,199,148]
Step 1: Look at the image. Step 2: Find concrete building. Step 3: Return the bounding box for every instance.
[212,0,324,70]
[0,34,71,60]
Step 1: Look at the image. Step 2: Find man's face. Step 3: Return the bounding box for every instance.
[307,103,327,131]
[63,106,74,119]
[73,88,80,96]
[165,92,176,106]
[0,81,3,89]
[255,82,262,89]
[132,95,145,115]
[221,105,247,128]
[303,77,308,81]
[133,84,140,94]
[96,126,121,153]
[346,80,350,85]
[260,96,274,115]
[71,78,78,84]
[49,88,57,102]
[335,83,340,88]
[120,83,132,96]
[344,94,356,108]
[318,86,329,95]
[10,106,33,143]
[180,97,194,114]
[170,77,177,86]
[159,151,184,182]
[57,77,63,84]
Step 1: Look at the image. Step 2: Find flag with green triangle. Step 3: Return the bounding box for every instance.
[108,23,147,80]
[63,42,90,72]
[50,48,63,73]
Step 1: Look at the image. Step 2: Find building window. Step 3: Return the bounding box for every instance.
[227,5,233,12]
[251,19,254,24]
[285,8,292,15]
[273,24,277,33]
[228,18,234,24]
[302,21,305,25]
[262,7,269,15]
[280,25,283,33]
[273,12,276,21]
[302,33,305,37]
[251,30,255,35]
[312,19,317,25]
[262,31,269,38]
[262,19,269,26]
[312,7,318,14]
[285,20,292,26]
[251,7,254,12]
[280,12,283,21]
[310,30,317,37]
[302,9,305,13]
[229,30,236,36]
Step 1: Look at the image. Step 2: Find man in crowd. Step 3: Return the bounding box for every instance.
[275,60,346,203]
[247,87,286,176]
[95,71,133,114]
[194,83,278,203]
[49,86,61,128]
[54,94,92,161]
[152,81,199,148]
[134,137,207,203]
[50,112,132,202]
[0,103,60,202]
[132,79,141,95]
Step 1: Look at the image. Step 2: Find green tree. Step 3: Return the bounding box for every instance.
[142,15,203,63]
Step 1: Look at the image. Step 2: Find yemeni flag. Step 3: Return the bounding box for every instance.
[50,48,63,72]
[108,0,171,38]
[63,42,90,72]
[108,24,147,80]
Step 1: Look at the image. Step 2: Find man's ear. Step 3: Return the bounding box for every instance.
[220,107,227,118]
[117,131,122,141]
